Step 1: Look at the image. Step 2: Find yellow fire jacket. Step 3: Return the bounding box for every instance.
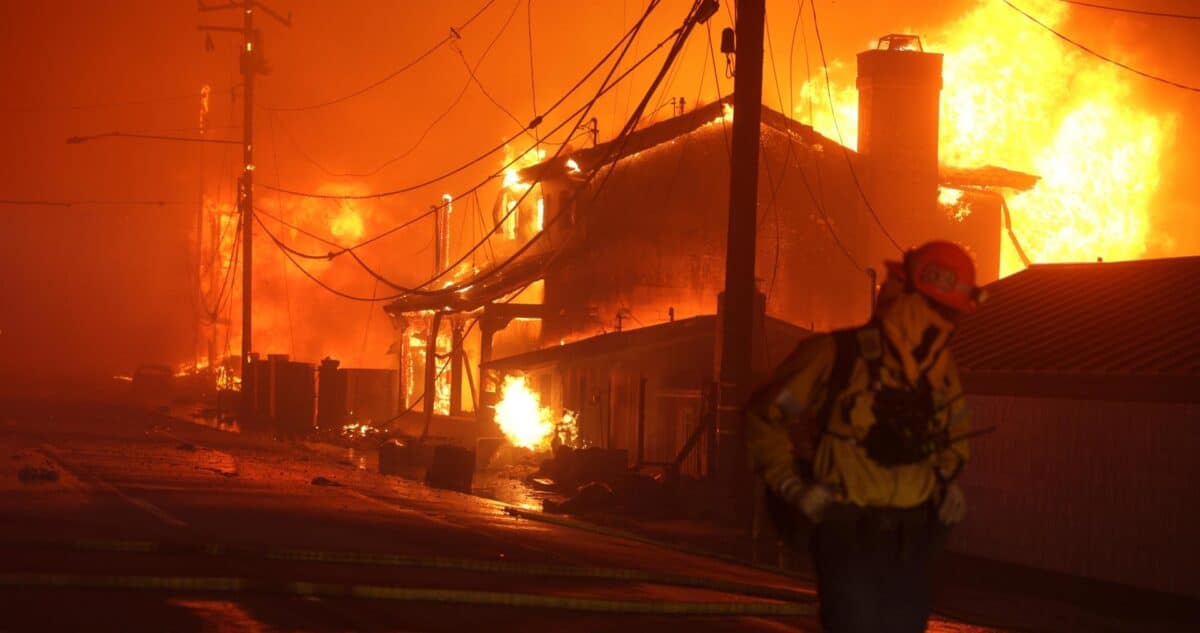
[745,293,970,509]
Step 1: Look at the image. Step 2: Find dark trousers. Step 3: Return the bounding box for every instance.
[809,502,945,633]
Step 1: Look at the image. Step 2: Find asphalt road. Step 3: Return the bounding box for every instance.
[0,398,1000,632]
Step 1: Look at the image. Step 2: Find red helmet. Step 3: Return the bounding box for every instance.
[885,241,985,314]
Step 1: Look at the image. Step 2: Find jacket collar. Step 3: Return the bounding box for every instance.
[876,292,955,384]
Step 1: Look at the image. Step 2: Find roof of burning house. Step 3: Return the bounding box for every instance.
[951,256,1200,402]
[521,96,1039,192]
[482,314,810,376]
[382,253,551,316]
[515,96,834,184]
[384,97,1037,317]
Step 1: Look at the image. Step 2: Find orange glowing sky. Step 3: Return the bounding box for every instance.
[1,0,1196,382]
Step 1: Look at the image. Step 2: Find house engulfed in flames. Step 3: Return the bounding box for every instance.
[383,36,1037,470]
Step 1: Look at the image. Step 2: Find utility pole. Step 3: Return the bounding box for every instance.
[713,0,765,519]
[241,2,256,420]
[199,1,290,420]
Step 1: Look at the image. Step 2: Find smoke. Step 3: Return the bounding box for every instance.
[1,0,1194,384]
[1061,1,1200,256]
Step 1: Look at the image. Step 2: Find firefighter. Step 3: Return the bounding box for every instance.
[745,240,982,633]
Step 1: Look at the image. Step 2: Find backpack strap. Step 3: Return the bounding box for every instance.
[812,327,862,436]
[814,326,886,440]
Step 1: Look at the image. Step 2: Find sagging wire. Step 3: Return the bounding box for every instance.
[252,8,680,303]
[809,0,904,253]
[261,2,676,300]
[265,0,500,112]
[278,0,524,180]
[1005,0,1200,93]
[259,0,665,202]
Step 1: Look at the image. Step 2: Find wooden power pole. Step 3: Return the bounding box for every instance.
[714,0,765,511]
[199,1,290,419]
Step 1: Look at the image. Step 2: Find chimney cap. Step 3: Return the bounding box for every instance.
[876,34,924,52]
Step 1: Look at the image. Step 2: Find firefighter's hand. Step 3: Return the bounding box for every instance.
[938,482,967,525]
[797,483,835,524]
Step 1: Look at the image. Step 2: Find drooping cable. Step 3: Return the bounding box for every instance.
[278,0,524,180]
[259,2,667,203]
[265,0,500,112]
[1005,0,1200,92]
[256,8,678,288]
[1059,0,1200,21]
[809,0,903,252]
[262,0,685,303]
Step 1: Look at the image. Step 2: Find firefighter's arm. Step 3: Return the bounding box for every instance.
[743,335,835,501]
[937,359,970,482]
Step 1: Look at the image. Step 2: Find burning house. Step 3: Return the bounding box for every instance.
[384,36,1035,465]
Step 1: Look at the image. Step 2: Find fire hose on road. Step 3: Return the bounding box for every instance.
[0,572,814,616]
[0,538,816,617]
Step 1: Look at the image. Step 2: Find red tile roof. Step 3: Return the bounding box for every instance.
[953,256,1200,378]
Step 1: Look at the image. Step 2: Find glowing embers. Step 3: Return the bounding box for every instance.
[401,317,453,415]
[341,420,377,438]
[500,146,548,240]
[199,84,211,134]
[707,103,734,127]
[502,147,545,192]
[215,365,241,390]
[938,187,973,222]
[174,358,211,378]
[171,356,242,391]
[795,0,1171,275]
[434,328,452,416]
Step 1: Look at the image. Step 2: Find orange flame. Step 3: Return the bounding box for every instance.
[494,375,555,450]
[799,0,1173,276]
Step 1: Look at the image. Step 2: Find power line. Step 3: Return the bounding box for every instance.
[267,111,298,355]
[453,0,532,136]
[761,7,791,296]
[253,206,341,249]
[256,204,431,294]
[260,4,669,203]
[275,0,522,179]
[262,129,521,200]
[360,0,673,296]
[253,204,437,298]
[445,0,704,298]
[254,212,404,302]
[809,0,903,252]
[65,131,241,145]
[1005,0,1200,92]
[258,13,680,273]
[2,87,236,114]
[705,21,731,155]
[0,198,184,207]
[771,5,864,274]
[526,0,539,138]
[267,0,687,304]
[201,209,243,321]
[1060,0,1200,20]
[265,0,500,112]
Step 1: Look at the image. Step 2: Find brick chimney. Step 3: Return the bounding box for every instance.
[856,34,943,248]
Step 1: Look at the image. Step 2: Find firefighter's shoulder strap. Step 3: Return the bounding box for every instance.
[811,325,883,435]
